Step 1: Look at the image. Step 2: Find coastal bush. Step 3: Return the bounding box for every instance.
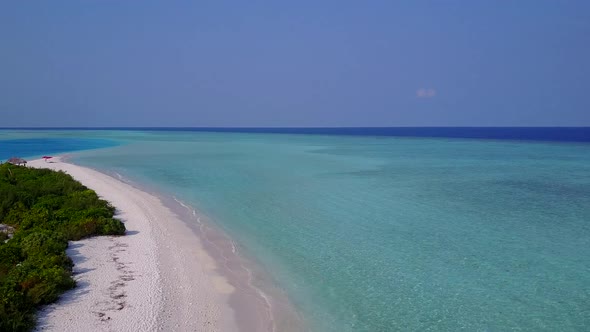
[0,163,125,331]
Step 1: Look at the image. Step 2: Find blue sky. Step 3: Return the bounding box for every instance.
[1,1,589,127]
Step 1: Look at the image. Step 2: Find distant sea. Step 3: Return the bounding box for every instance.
[3,126,590,141]
[2,127,590,331]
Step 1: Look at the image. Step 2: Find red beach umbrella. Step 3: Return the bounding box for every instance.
[42,156,53,162]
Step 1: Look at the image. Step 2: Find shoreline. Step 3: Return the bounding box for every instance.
[29,157,251,331]
[67,156,307,332]
[164,195,305,332]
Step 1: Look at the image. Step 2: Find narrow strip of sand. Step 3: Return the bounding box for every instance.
[29,157,238,331]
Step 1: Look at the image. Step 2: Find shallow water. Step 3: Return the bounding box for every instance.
[3,130,590,331]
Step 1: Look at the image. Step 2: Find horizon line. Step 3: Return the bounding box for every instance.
[2,126,590,130]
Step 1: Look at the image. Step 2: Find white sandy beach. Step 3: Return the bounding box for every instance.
[29,157,238,332]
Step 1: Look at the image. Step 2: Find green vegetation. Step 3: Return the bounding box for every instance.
[0,164,125,331]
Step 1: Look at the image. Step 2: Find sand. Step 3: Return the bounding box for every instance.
[29,157,239,332]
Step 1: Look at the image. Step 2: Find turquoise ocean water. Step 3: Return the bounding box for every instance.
[2,130,590,331]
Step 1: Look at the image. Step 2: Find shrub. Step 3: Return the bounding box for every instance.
[21,231,68,257]
[99,217,126,236]
[0,163,125,331]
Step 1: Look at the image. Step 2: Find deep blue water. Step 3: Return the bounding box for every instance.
[3,127,590,142]
[0,137,117,160]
